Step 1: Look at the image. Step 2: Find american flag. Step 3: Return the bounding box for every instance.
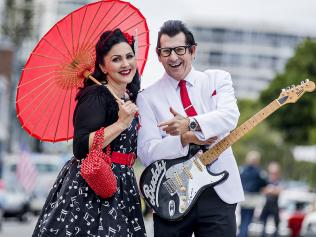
[16,146,38,193]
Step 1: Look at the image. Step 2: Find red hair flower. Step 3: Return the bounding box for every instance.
[123,32,133,45]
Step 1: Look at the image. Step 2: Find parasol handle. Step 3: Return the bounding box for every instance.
[84,71,124,104]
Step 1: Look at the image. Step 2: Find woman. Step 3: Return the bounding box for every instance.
[32,29,147,237]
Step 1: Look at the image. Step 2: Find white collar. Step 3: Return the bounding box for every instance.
[165,67,196,90]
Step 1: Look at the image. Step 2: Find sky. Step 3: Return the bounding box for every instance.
[126,0,316,88]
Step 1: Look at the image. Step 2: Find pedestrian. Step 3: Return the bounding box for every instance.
[238,150,268,237]
[260,162,283,237]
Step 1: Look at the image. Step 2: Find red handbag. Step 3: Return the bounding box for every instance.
[80,127,117,198]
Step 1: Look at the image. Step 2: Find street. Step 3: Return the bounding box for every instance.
[0,217,36,237]
[0,215,154,237]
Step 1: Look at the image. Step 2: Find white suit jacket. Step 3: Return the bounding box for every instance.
[137,68,244,204]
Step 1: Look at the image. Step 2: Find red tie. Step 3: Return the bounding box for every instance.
[178,80,197,116]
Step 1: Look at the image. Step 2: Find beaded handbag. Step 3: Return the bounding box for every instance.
[81,127,117,198]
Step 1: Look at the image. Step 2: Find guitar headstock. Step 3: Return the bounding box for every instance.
[277,79,315,105]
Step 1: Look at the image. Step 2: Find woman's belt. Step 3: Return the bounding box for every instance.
[111,151,136,167]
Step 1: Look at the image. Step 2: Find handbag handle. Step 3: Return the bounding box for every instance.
[93,127,111,156]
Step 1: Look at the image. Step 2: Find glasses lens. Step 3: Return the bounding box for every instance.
[160,48,171,57]
[174,46,186,55]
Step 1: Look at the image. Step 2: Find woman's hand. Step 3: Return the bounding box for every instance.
[117,101,138,129]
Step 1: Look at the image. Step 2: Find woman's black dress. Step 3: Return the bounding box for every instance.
[32,85,147,237]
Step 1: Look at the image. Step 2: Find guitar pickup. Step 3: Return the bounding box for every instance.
[163,179,176,195]
[183,166,193,179]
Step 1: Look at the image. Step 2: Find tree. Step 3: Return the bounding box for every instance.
[1,0,38,152]
[233,99,316,187]
[260,39,316,145]
[233,99,293,173]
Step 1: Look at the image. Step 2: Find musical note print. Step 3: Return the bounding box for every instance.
[69,180,78,190]
[121,215,129,224]
[74,227,81,235]
[50,196,66,208]
[98,217,104,231]
[79,187,88,197]
[130,188,137,196]
[122,173,127,179]
[70,196,80,211]
[85,200,93,209]
[84,212,95,226]
[86,230,96,237]
[65,225,72,236]
[118,200,126,209]
[49,228,59,235]
[57,209,68,222]
[102,201,110,207]
[129,206,135,212]
[109,207,118,220]
[106,227,117,237]
[126,228,133,236]
[32,116,146,237]
[70,212,78,222]
[131,218,141,231]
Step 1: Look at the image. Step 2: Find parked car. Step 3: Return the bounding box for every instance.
[247,190,316,237]
[31,155,64,214]
[4,153,65,215]
[0,179,4,230]
[299,200,316,237]
[0,176,31,222]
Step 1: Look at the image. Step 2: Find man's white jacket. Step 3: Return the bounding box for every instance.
[137,68,244,204]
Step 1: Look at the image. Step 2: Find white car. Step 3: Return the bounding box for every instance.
[4,153,66,215]
[300,212,316,237]
[0,177,31,222]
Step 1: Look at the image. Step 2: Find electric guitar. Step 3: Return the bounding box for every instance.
[139,80,315,221]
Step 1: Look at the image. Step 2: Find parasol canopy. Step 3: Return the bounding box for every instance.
[16,0,149,142]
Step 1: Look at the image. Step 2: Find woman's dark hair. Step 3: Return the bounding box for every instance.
[156,20,196,54]
[79,28,140,102]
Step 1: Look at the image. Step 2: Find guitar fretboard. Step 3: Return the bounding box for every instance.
[199,100,280,165]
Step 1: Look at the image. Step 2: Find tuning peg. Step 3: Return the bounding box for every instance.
[281,88,286,92]
[291,85,295,89]
[286,86,291,90]
[305,79,310,83]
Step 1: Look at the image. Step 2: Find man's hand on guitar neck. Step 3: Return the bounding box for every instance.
[180,132,218,146]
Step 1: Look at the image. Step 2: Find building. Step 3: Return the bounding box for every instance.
[0,40,14,176]
[190,20,316,98]
[0,0,93,153]
[20,0,93,62]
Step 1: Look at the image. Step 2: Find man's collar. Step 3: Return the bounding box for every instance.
[165,67,196,90]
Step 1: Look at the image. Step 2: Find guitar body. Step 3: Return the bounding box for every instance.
[140,144,228,221]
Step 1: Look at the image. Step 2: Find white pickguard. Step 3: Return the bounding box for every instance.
[164,155,226,214]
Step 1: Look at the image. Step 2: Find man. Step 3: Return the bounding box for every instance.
[137,20,244,237]
[238,151,268,237]
[260,162,283,237]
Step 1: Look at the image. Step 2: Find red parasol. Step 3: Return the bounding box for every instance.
[16,0,149,142]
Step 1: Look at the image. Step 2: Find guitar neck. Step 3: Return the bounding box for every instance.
[199,99,281,166]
